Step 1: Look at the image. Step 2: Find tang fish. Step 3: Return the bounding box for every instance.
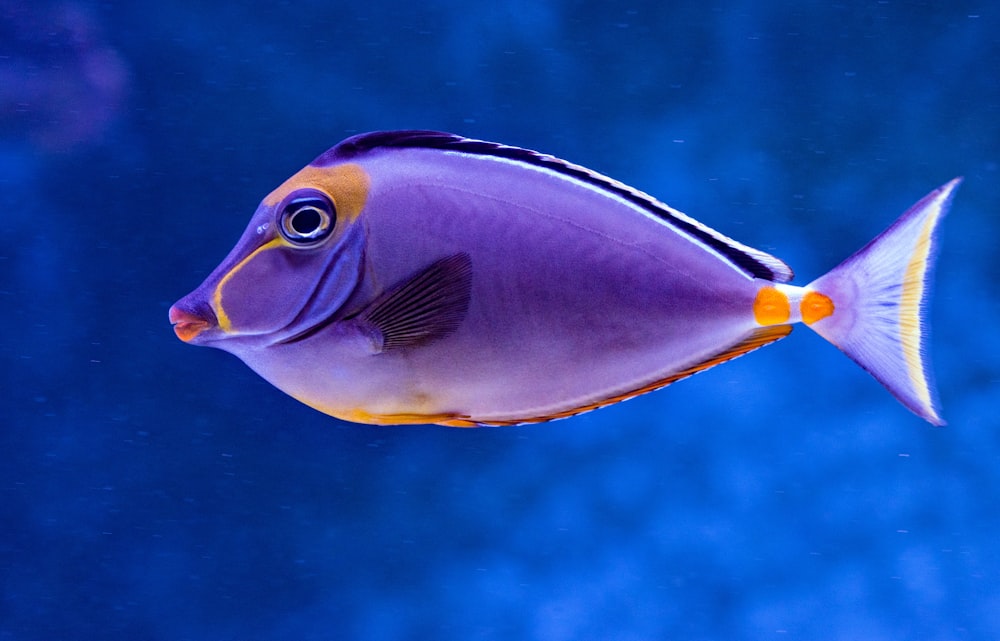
[169,131,957,426]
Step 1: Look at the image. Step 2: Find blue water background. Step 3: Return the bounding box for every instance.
[2,2,999,639]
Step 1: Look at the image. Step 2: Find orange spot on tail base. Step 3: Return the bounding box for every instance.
[754,286,791,326]
[801,291,834,325]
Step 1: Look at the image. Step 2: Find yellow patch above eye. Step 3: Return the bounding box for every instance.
[801,290,834,325]
[263,162,370,223]
[753,285,791,326]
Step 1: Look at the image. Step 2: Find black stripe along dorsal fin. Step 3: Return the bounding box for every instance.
[318,131,793,283]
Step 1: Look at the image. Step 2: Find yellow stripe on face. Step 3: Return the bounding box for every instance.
[753,285,791,326]
[899,203,943,423]
[263,162,370,224]
[212,237,284,333]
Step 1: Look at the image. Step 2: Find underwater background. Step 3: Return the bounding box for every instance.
[2,1,999,639]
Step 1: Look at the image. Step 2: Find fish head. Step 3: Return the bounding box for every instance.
[169,161,371,350]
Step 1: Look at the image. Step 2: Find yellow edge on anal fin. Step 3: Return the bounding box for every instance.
[332,408,478,427]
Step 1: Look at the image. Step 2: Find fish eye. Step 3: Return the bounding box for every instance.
[279,195,336,244]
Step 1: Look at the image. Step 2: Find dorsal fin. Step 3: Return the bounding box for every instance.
[316,131,793,283]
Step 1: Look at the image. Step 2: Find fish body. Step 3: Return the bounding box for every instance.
[169,131,957,426]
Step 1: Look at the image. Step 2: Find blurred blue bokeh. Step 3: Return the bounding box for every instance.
[2,1,999,640]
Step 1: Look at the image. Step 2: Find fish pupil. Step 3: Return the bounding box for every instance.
[292,207,322,234]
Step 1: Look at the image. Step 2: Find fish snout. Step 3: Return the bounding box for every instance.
[169,302,217,343]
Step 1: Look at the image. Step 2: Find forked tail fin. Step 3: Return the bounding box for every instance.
[804,179,960,425]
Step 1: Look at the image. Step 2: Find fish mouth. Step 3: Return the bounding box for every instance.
[169,303,217,342]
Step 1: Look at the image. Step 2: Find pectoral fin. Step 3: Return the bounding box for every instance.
[358,252,473,351]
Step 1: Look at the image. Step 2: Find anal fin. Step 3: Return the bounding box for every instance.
[475,324,793,426]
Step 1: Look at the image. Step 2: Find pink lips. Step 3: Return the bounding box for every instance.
[169,305,213,342]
